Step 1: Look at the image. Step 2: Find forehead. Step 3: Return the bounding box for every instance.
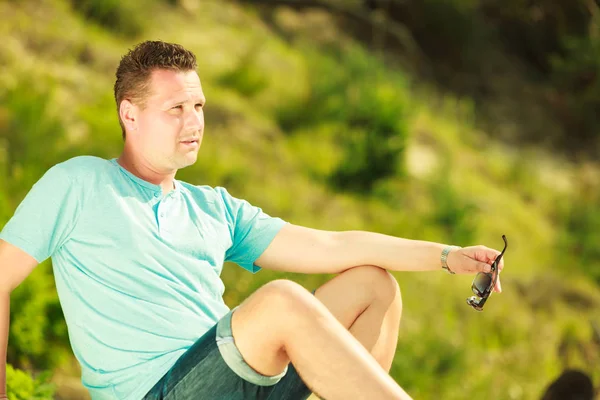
[147,69,204,102]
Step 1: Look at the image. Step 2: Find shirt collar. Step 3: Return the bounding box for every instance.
[110,158,180,197]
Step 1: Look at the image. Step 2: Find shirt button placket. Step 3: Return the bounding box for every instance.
[155,191,164,233]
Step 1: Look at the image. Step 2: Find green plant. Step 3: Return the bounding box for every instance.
[0,79,72,371]
[217,52,269,97]
[67,0,147,37]
[558,190,600,284]
[8,263,70,371]
[6,364,55,400]
[549,33,600,153]
[0,77,72,197]
[276,44,410,193]
[428,168,478,245]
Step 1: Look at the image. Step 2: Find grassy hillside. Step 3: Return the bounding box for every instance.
[1,0,599,399]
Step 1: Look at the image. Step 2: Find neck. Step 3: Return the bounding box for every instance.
[117,151,177,194]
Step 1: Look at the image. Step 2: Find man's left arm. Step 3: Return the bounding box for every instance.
[255,224,504,291]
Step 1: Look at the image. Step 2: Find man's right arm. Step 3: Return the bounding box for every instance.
[0,239,39,398]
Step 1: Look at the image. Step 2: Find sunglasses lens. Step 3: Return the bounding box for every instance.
[473,273,492,295]
[467,235,506,311]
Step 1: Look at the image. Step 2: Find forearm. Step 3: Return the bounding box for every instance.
[0,291,8,398]
[333,230,448,273]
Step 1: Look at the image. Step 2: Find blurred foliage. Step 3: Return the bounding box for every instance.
[249,0,600,157]
[67,0,147,37]
[381,0,599,156]
[0,78,68,196]
[478,0,590,73]
[6,364,55,400]
[217,51,270,98]
[0,76,73,389]
[0,0,599,399]
[427,166,477,245]
[276,44,409,193]
[549,32,600,154]
[558,183,600,285]
[8,261,70,371]
[390,332,468,398]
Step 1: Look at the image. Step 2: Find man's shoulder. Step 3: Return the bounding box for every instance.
[56,155,109,171]
[178,182,238,207]
[178,181,221,199]
[52,155,110,180]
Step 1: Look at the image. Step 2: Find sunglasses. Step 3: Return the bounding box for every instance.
[467,235,507,311]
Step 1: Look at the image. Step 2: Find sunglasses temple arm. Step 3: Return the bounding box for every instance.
[496,235,508,264]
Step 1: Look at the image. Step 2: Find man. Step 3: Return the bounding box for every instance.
[0,41,504,400]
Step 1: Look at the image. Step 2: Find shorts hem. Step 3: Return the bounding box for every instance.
[216,306,288,387]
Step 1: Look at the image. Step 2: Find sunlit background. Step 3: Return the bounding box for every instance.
[1,0,599,399]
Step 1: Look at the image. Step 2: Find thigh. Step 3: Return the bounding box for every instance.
[266,362,313,400]
[230,280,321,380]
[143,308,312,400]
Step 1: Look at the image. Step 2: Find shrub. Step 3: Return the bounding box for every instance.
[0,78,72,369]
[6,364,55,400]
[8,263,69,371]
[276,44,410,193]
[217,52,269,97]
[558,190,600,284]
[67,0,147,37]
[0,77,70,196]
[428,168,478,245]
[549,33,600,154]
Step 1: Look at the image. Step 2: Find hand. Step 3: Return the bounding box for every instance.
[447,245,505,293]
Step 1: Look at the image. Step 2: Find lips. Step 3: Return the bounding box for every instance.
[180,138,199,144]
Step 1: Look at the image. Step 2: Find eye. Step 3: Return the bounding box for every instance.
[172,105,183,110]
[195,103,204,109]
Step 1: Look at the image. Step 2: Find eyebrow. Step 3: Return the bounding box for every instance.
[167,97,206,107]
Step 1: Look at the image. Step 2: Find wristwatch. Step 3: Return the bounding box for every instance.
[441,245,460,274]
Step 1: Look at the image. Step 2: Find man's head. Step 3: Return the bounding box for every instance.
[114,40,206,172]
[541,369,595,400]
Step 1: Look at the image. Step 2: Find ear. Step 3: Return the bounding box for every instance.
[119,99,138,133]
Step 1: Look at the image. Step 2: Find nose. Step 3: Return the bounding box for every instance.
[184,108,204,132]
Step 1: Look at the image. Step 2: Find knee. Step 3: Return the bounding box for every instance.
[344,265,402,309]
[257,279,321,318]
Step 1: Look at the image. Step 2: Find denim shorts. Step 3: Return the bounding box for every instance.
[142,306,313,400]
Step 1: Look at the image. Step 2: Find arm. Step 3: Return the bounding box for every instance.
[0,162,80,398]
[255,224,504,288]
[0,292,9,400]
[0,239,40,398]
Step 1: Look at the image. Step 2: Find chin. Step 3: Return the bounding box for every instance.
[176,154,198,169]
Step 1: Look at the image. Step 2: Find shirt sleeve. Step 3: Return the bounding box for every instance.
[0,164,84,263]
[216,187,287,273]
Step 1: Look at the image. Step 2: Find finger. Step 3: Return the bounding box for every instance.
[474,245,500,264]
[476,261,492,273]
[498,257,505,272]
[482,246,505,272]
[484,246,502,264]
[494,275,502,293]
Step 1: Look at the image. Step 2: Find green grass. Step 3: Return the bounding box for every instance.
[1,1,599,399]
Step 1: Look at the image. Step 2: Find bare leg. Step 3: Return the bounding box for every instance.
[231,279,412,400]
[313,265,402,371]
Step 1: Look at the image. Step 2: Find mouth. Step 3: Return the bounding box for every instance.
[180,138,200,148]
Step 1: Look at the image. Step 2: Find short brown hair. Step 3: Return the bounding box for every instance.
[114,40,198,139]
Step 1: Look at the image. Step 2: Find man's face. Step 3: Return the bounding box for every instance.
[127,69,206,172]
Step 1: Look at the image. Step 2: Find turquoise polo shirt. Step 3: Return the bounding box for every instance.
[0,156,287,399]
